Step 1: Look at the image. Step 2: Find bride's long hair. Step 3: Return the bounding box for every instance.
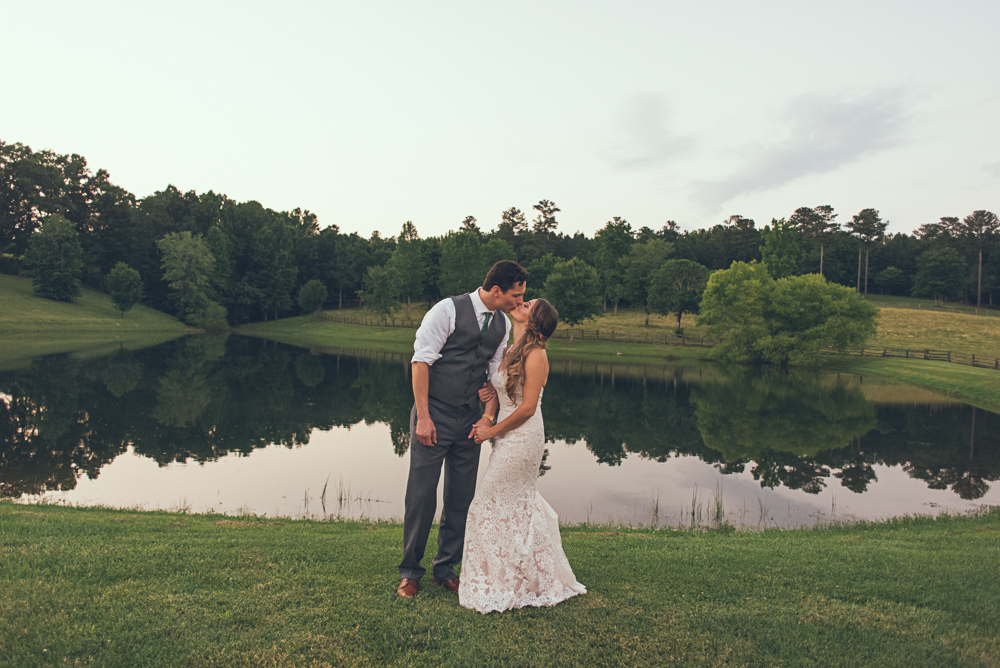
[504,299,558,402]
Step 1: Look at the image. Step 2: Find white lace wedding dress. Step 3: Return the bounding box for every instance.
[459,369,586,614]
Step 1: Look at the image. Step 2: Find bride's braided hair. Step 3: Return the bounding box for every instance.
[504,299,558,402]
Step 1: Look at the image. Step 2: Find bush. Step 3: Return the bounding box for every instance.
[297,279,328,315]
[698,261,879,365]
[0,255,22,275]
[188,300,229,333]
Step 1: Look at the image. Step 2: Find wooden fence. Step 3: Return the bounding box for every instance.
[838,346,1000,370]
[316,312,717,348]
[316,312,999,372]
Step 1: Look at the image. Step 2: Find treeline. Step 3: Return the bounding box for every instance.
[2,140,998,328]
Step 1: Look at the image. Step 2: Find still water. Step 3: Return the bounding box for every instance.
[2,336,998,527]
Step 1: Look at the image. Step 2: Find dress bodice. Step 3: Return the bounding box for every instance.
[492,369,543,418]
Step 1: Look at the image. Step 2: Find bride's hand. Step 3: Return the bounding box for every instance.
[477,382,496,403]
[469,420,496,444]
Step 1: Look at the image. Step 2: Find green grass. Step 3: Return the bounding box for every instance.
[236,316,708,365]
[318,302,715,343]
[826,355,1000,412]
[866,293,1000,316]
[0,274,187,370]
[868,304,1000,360]
[2,502,998,667]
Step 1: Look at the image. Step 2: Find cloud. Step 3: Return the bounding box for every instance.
[984,162,1000,178]
[693,89,910,208]
[605,94,694,169]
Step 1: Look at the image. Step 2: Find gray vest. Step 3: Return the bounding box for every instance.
[427,294,506,408]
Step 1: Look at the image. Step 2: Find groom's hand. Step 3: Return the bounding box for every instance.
[469,417,492,441]
[416,415,437,446]
[477,382,496,403]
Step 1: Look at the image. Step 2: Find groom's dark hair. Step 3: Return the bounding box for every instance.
[483,260,528,293]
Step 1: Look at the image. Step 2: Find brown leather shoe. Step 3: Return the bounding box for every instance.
[397,578,419,598]
[432,577,460,593]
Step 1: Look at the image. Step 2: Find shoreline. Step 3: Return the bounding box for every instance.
[236,316,1000,409]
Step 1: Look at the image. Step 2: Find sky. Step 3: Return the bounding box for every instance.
[4,1,999,240]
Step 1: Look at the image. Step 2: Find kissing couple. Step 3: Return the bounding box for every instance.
[397,260,587,613]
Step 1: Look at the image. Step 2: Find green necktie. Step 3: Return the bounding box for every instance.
[481,312,491,337]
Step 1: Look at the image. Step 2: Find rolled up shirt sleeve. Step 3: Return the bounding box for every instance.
[412,299,456,366]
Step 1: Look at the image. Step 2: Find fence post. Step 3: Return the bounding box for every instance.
[947,351,951,362]
[596,330,600,340]
[973,354,976,366]
[882,347,886,357]
[611,331,614,342]
[682,335,685,346]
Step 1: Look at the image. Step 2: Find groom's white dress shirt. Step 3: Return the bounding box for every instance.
[412,289,510,377]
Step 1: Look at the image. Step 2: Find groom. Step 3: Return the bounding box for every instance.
[398,260,528,597]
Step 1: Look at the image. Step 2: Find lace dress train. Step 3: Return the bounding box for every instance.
[459,370,586,614]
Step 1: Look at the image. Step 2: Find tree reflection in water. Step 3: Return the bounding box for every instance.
[1,340,998,503]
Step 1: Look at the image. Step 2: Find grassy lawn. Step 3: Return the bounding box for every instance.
[866,293,1000,316]
[236,317,708,365]
[825,356,1000,411]
[2,502,998,667]
[868,306,1000,359]
[0,274,187,370]
[316,303,715,343]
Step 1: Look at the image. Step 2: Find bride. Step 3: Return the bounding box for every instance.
[459,298,586,614]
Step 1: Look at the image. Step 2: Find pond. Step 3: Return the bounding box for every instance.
[2,336,998,528]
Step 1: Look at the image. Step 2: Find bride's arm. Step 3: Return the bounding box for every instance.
[472,349,548,443]
[469,393,500,440]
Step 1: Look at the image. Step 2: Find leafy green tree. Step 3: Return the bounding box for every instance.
[593,217,633,314]
[104,262,144,316]
[23,214,84,301]
[386,221,425,319]
[525,254,559,300]
[250,215,298,320]
[698,261,878,365]
[359,264,401,328]
[479,238,516,281]
[620,239,674,325]
[945,210,999,307]
[528,199,560,260]
[156,231,215,318]
[438,229,484,296]
[648,259,710,330]
[911,247,967,304]
[187,300,229,333]
[759,218,799,279]
[543,257,601,342]
[873,266,905,295]
[497,206,527,258]
[789,205,839,275]
[297,279,328,315]
[846,208,887,295]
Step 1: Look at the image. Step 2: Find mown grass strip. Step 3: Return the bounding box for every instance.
[1,502,998,667]
[825,355,1000,411]
[0,274,186,370]
[235,316,708,365]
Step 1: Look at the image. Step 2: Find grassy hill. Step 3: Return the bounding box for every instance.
[0,274,187,370]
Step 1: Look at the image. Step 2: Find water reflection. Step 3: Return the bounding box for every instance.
[1,337,998,523]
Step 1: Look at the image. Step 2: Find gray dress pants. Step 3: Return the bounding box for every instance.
[399,398,482,581]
